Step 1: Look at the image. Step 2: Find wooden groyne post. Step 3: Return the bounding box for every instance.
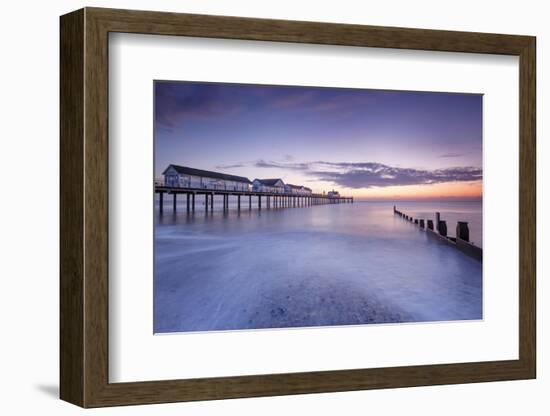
[438,220,447,237]
[393,206,481,262]
[456,221,470,242]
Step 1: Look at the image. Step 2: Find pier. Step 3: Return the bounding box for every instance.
[393,205,482,261]
[155,185,353,213]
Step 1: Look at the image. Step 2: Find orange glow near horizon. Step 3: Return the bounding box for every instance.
[342,180,483,201]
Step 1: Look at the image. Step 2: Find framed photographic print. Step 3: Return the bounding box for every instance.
[60,7,536,407]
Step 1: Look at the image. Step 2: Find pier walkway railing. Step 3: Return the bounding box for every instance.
[393,205,482,262]
[155,185,353,213]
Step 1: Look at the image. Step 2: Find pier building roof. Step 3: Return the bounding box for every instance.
[253,178,285,186]
[163,164,252,184]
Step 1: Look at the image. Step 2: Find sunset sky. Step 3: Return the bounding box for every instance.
[154,81,482,201]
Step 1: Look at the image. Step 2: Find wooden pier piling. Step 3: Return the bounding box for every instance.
[155,185,352,214]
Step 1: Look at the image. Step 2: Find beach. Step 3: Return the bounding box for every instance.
[154,201,483,333]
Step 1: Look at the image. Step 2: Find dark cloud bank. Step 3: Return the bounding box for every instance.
[252,160,482,189]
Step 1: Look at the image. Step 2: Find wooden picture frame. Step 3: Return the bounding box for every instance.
[60,7,536,408]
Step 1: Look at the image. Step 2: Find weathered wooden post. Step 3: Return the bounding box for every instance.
[249,194,252,210]
[173,193,177,212]
[427,219,434,230]
[435,212,441,232]
[205,194,208,211]
[456,221,470,242]
[238,194,241,211]
[439,220,448,237]
[210,194,214,211]
[419,219,425,228]
[186,193,190,212]
[393,205,396,213]
[159,192,164,213]
[258,195,262,209]
[414,219,418,224]
[192,193,195,211]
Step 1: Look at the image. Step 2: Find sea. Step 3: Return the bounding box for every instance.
[154,200,483,333]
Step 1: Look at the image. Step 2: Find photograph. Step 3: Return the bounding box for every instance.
[153,80,483,334]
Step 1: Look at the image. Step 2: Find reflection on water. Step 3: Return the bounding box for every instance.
[154,201,483,333]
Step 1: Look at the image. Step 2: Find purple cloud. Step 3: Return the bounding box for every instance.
[254,160,482,188]
[439,152,467,158]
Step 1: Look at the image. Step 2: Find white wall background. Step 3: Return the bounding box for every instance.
[0,1,545,414]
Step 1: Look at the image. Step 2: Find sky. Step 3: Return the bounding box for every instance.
[154,81,482,201]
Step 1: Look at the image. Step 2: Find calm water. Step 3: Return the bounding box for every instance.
[154,201,482,333]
